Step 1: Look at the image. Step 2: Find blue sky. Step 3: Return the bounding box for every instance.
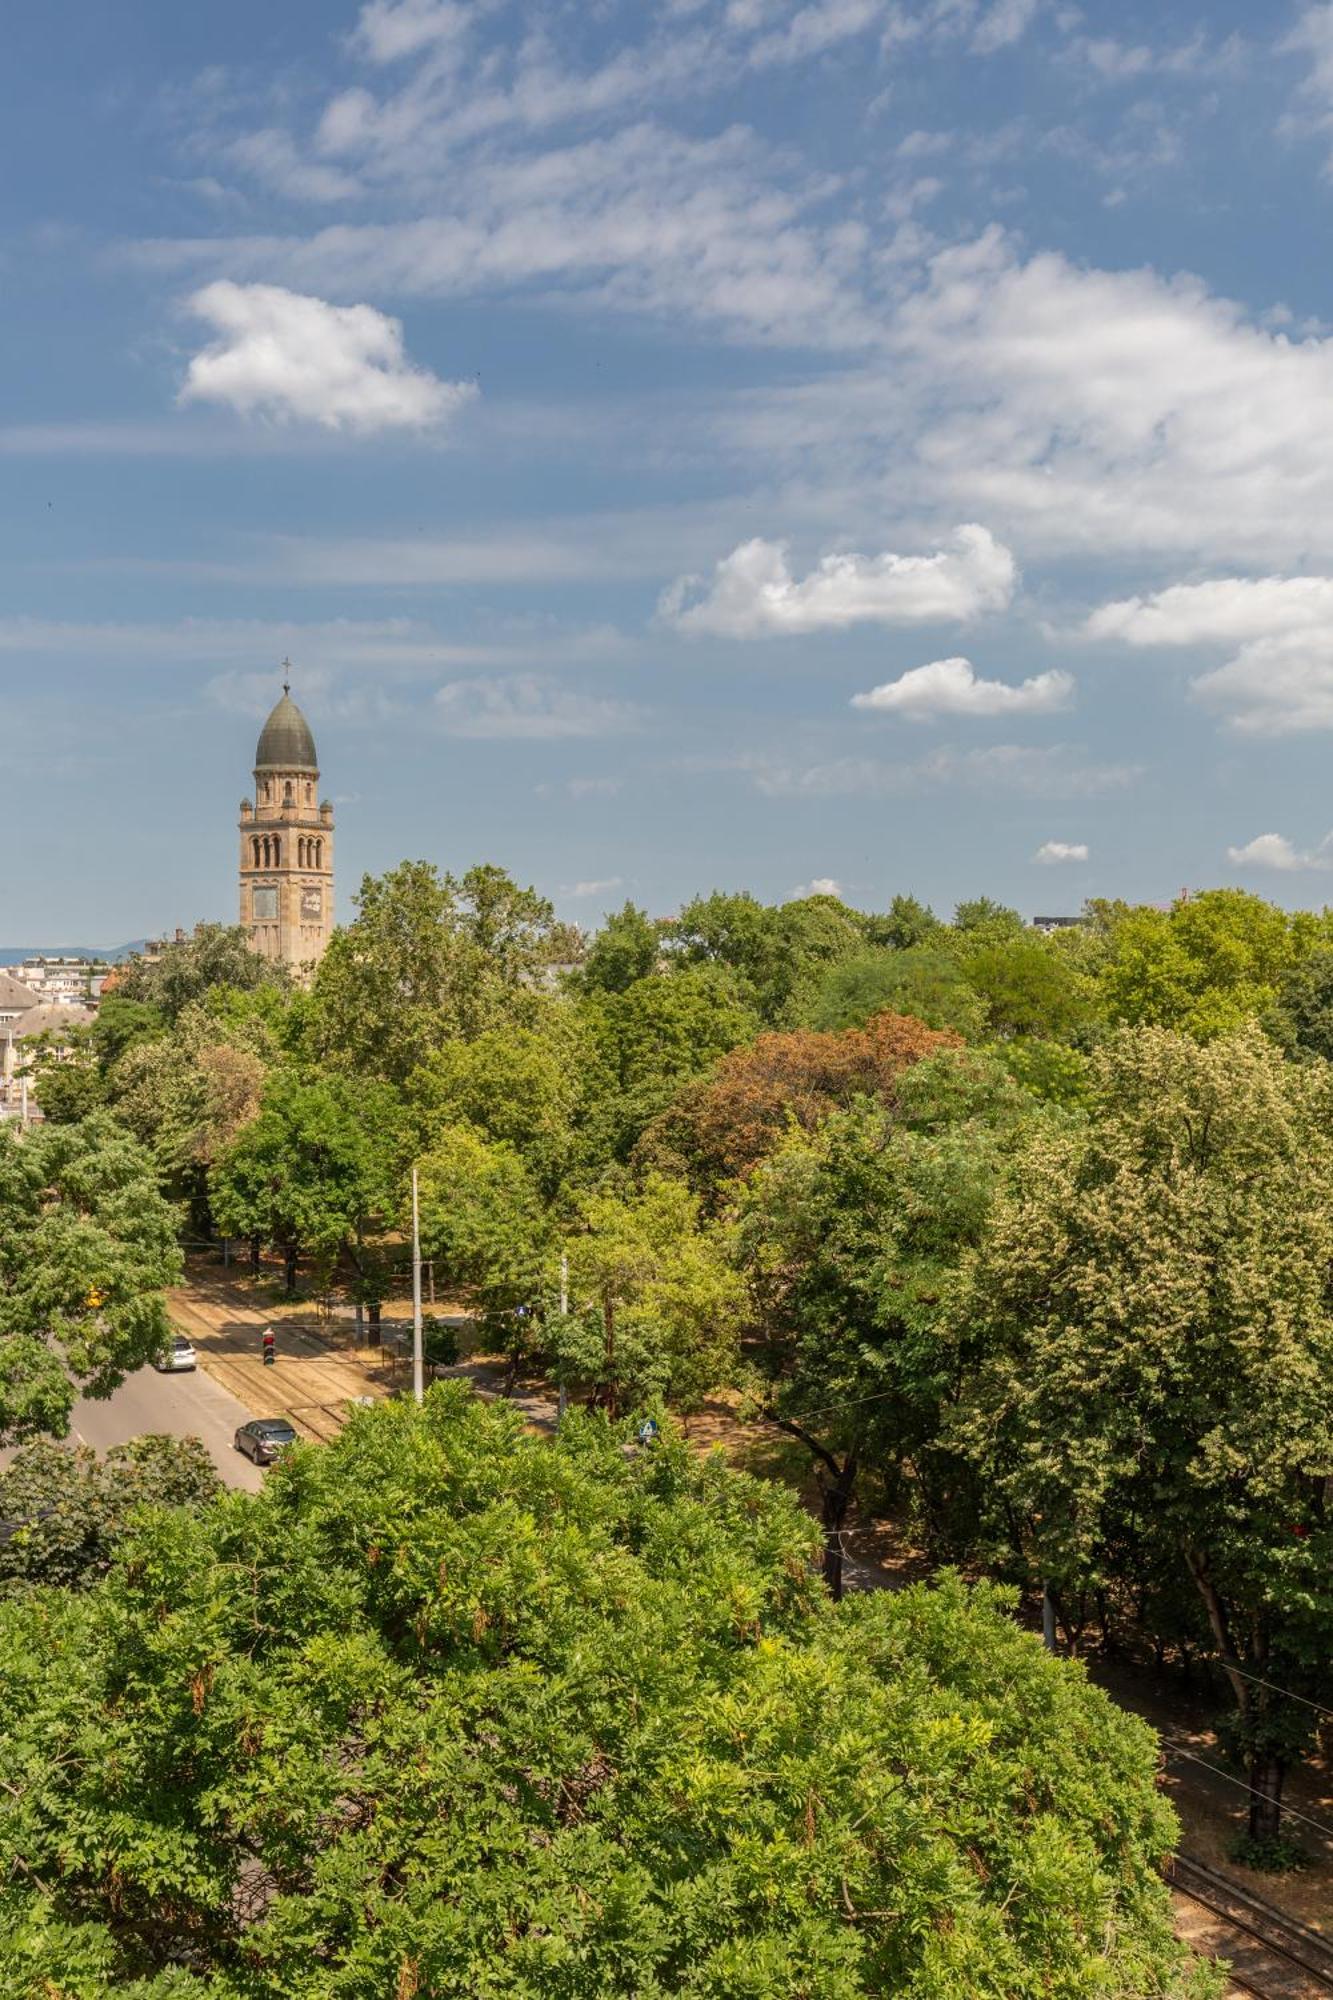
[6,0,1333,939]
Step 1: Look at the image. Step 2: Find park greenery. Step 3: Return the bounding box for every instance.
[8,866,1333,1889]
[0,1392,1215,1998]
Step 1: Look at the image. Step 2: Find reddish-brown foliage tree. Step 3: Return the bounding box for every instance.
[637,1009,958,1188]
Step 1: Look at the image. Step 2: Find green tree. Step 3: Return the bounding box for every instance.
[0,1390,1210,1998]
[116,924,288,1021]
[805,947,988,1037]
[0,1435,219,1590]
[1266,945,1333,1061]
[210,1073,402,1294]
[962,935,1090,1040]
[734,1052,1031,1596]
[307,861,565,1085]
[406,1016,580,1196]
[0,1115,182,1445]
[415,1123,551,1367]
[950,896,1025,947]
[860,892,944,951]
[579,966,759,1161]
[576,901,662,994]
[670,889,863,1023]
[956,1026,1333,1846]
[558,1174,742,1413]
[1097,890,1301,1039]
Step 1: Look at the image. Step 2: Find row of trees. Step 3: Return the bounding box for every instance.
[14,866,1333,1854]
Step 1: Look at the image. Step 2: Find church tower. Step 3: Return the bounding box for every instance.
[238,674,334,976]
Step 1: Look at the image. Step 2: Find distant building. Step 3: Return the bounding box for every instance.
[238,678,335,977]
[0,971,94,1121]
[11,955,109,1006]
[1030,915,1086,934]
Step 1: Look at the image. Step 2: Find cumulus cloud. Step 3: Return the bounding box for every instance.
[850,655,1072,719]
[180,282,475,432]
[1034,840,1088,864]
[662,525,1016,638]
[1227,832,1333,871]
[1190,630,1333,735]
[792,876,843,897]
[1083,573,1333,735]
[882,232,1333,564]
[434,675,643,738]
[1085,575,1333,647]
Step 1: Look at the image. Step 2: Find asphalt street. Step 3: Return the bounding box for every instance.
[70,1360,265,1492]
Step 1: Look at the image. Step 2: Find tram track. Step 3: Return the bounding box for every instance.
[1169,1853,1333,1999]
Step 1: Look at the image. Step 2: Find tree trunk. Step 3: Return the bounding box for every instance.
[1247,1751,1286,1845]
[284,1243,298,1296]
[367,1300,381,1348]
[818,1457,858,1602]
[250,1234,261,1277]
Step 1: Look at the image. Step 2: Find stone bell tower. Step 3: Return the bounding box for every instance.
[238,670,334,976]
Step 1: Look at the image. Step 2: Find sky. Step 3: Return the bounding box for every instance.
[6,0,1333,939]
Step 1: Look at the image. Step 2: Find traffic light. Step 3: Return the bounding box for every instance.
[262,1327,276,1367]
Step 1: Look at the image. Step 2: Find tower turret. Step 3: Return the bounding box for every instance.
[238,670,334,977]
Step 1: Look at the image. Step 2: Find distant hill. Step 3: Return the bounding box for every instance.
[0,942,147,966]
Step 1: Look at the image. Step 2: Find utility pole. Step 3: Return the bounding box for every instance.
[411,1164,424,1406]
[557,1250,569,1426]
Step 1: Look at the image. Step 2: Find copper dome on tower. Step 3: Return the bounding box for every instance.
[254,689,318,772]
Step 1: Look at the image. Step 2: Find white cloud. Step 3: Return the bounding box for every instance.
[971,0,1040,56]
[886,233,1333,564]
[1084,575,1333,648]
[1191,630,1333,736]
[351,0,473,64]
[1284,5,1333,168]
[1227,832,1333,871]
[792,876,843,896]
[565,876,625,897]
[742,742,1138,798]
[180,282,476,432]
[1082,573,1333,735]
[850,654,1072,719]
[434,675,644,738]
[1033,839,1088,864]
[1059,30,1242,84]
[152,122,876,351]
[663,524,1015,638]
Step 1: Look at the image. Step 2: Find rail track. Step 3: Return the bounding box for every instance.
[1169,1853,1333,1999]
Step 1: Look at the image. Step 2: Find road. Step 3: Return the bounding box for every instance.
[71,1361,265,1492]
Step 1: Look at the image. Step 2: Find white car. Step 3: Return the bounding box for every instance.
[154,1334,197,1373]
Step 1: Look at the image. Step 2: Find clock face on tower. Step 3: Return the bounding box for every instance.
[301,887,323,919]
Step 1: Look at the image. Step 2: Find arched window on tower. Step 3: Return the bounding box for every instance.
[252,836,261,868]
[284,781,293,805]
[297,836,305,868]
[315,837,323,869]
[306,783,313,804]
[272,835,281,867]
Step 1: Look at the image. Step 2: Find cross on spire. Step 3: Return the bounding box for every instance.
[281,656,292,696]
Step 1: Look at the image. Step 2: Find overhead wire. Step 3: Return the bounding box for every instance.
[1159,1740,1333,1844]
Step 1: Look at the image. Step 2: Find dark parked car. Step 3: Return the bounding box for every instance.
[234,1418,298,1465]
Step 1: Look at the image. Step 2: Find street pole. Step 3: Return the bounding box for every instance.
[557,1250,569,1426]
[411,1164,424,1405]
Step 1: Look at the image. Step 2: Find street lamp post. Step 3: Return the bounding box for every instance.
[411,1164,424,1406]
